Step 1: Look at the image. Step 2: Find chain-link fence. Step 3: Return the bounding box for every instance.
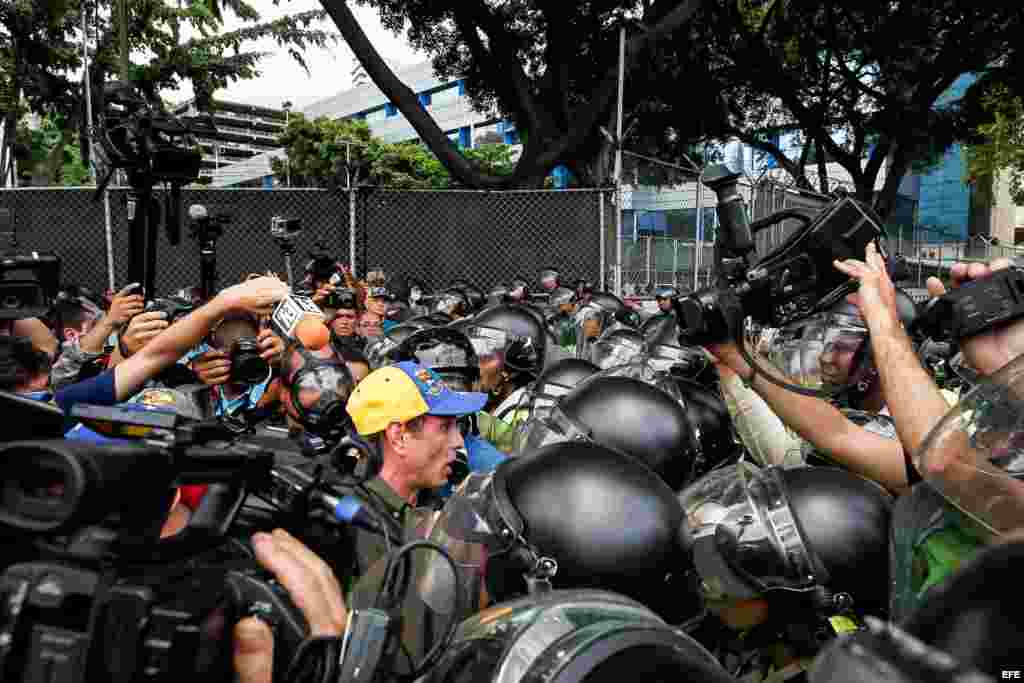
[0,186,610,296]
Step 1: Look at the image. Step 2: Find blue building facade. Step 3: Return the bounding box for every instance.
[915,73,978,240]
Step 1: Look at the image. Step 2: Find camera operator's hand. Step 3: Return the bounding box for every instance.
[833,242,900,327]
[258,328,285,366]
[120,311,170,356]
[926,258,1024,376]
[219,276,289,318]
[192,350,232,386]
[233,529,348,683]
[312,283,335,305]
[106,284,146,328]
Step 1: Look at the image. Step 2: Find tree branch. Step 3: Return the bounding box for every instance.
[320,0,508,188]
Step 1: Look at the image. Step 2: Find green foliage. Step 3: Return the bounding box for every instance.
[271,114,515,189]
[22,114,92,186]
[964,86,1024,206]
[1,0,336,184]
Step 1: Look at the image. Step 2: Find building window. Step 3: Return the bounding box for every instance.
[431,85,460,107]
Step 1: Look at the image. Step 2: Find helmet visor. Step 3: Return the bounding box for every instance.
[589,336,644,370]
[681,463,821,603]
[426,471,516,618]
[514,404,592,457]
[914,355,1024,536]
[767,312,868,393]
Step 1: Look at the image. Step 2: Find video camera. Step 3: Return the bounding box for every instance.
[673,163,886,346]
[0,402,381,683]
[0,252,61,320]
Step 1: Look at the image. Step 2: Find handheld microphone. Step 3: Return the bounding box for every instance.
[271,295,330,350]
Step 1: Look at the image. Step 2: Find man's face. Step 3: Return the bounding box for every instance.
[329,307,358,337]
[819,335,863,386]
[405,415,465,489]
[656,296,673,313]
[358,313,383,338]
[541,277,558,291]
[64,315,98,345]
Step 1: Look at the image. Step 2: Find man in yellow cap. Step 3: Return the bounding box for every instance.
[344,360,487,581]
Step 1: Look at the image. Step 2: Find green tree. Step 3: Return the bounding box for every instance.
[320,0,703,188]
[696,0,1023,218]
[271,113,515,188]
[2,0,336,185]
[964,86,1024,206]
[20,114,93,186]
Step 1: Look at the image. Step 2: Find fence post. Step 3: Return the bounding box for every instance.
[598,191,606,290]
[645,234,652,289]
[348,187,357,278]
[615,188,623,297]
[103,189,115,290]
[672,239,678,286]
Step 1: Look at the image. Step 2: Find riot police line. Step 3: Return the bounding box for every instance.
[0,165,1022,683]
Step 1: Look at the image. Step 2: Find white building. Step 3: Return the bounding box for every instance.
[208,61,521,188]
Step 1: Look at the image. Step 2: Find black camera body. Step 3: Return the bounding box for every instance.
[229,337,270,385]
[0,556,308,683]
[674,165,886,345]
[270,217,302,244]
[144,297,196,324]
[0,252,61,321]
[322,287,357,311]
[914,266,1024,341]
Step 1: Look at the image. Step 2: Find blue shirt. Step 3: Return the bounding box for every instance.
[53,369,120,439]
[183,342,269,417]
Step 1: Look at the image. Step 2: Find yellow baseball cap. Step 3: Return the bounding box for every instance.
[346,361,487,436]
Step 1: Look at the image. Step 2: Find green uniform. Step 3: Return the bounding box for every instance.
[889,482,985,623]
[477,409,529,454]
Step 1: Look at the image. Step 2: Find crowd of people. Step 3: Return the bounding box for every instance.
[0,239,1022,683]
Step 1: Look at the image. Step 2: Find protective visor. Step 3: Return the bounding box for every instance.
[914,354,1024,536]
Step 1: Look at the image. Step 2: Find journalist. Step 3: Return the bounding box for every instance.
[51,283,145,389]
[707,261,933,493]
[233,529,348,683]
[53,276,288,416]
[187,310,285,418]
[837,246,1024,621]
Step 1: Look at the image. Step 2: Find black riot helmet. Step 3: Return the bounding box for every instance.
[393,327,480,391]
[433,287,470,318]
[426,589,735,683]
[768,287,919,401]
[448,280,485,313]
[664,376,739,478]
[518,375,702,491]
[681,464,893,618]
[362,321,432,369]
[429,442,686,613]
[516,357,600,422]
[472,304,548,379]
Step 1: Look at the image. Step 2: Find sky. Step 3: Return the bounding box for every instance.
[164,0,426,112]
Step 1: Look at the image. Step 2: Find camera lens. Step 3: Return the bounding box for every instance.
[230,337,270,385]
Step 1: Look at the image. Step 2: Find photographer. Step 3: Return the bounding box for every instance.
[707,264,934,493]
[837,247,1024,620]
[187,310,285,419]
[50,283,145,389]
[54,276,288,416]
[233,529,348,683]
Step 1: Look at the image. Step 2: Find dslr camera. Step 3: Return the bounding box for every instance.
[227,336,270,385]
